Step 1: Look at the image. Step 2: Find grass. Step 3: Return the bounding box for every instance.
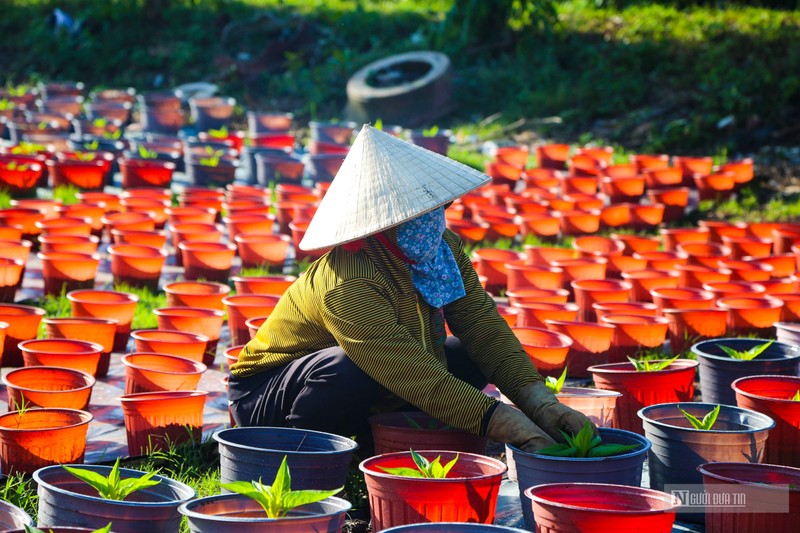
[112,283,167,330]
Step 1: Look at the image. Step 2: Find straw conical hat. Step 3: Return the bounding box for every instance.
[299,125,490,251]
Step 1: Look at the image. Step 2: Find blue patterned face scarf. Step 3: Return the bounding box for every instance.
[397,207,466,308]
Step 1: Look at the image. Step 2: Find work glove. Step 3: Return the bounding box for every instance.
[485,402,557,453]
[513,381,597,442]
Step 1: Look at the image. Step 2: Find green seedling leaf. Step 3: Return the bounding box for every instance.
[545,367,568,394]
[586,443,640,458]
[379,449,459,478]
[535,422,639,458]
[0,98,15,111]
[377,466,425,477]
[92,118,108,128]
[221,455,342,518]
[535,443,577,457]
[680,405,721,430]
[423,125,439,137]
[208,126,228,138]
[404,414,423,429]
[628,355,679,372]
[791,390,800,401]
[63,458,160,500]
[138,145,157,159]
[717,340,774,360]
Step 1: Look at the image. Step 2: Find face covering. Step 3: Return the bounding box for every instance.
[397,207,466,308]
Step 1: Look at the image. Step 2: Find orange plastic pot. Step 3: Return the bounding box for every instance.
[472,248,525,295]
[759,277,799,296]
[46,159,106,191]
[599,204,631,228]
[154,307,225,367]
[676,241,731,268]
[621,270,680,302]
[131,329,209,363]
[511,326,572,372]
[772,225,800,255]
[506,288,570,306]
[223,213,276,241]
[36,216,93,237]
[630,204,665,231]
[604,163,637,178]
[231,275,297,296]
[169,222,224,267]
[775,293,800,321]
[649,287,715,313]
[368,411,489,456]
[165,206,217,227]
[505,263,563,292]
[660,227,710,252]
[512,301,579,328]
[556,387,621,428]
[572,236,624,259]
[0,207,44,242]
[101,211,156,236]
[718,259,773,282]
[741,221,781,240]
[720,158,754,185]
[521,246,573,266]
[289,220,331,262]
[555,209,601,236]
[746,252,796,278]
[120,390,207,455]
[605,255,647,279]
[3,366,95,410]
[110,228,168,248]
[0,408,92,475]
[675,155,714,179]
[494,304,520,329]
[108,243,167,291]
[600,176,645,203]
[0,257,24,302]
[647,188,689,223]
[360,451,506,531]
[77,191,122,212]
[593,301,658,322]
[721,236,773,260]
[702,280,766,302]
[245,316,269,340]
[662,308,728,355]
[178,241,237,283]
[119,158,176,188]
[535,143,570,170]
[699,219,747,243]
[234,232,293,269]
[163,281,230,310]
[19,338,104,377]
[632,251,687,272]
[544,319,615,378]
[446,218,490,243]
[610,234,660,255]
[571,279,632,322]
[694,171,735,201]
[589,359,698,434]
[495,145,530,167]
[223,294,282,346]
[600,314,669,364]
[224,345,244,370]
[37,251,100,296]
[0,304,46,367]
[717,295,783,336]
[43,317,117,378]
[676,264,732,289]
[120,197,170,228]
[67,289,139,352]
[631,154,670,173]
[643,167,682,189]
[39,234,99,254]
[121,352,207,394]
[550,257,608,289]
[560,176,598,196]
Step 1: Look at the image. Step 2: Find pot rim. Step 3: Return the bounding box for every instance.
[731,374,800,403]
[691,337,800,363]
[588,359,699,375]
[214,426,359,455]
[637,402,776,433]
[177,493,351,522]
[524,482,681,513]
[697,461,800,492]
[508,427,650,462]
[0,408,93,431]
[3,365,96,391]
[359,449,507,481]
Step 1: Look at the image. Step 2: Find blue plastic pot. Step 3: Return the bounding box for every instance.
[214,426,358,492]
[691,337,800,405]
[509,427,650,530]
[179,493,351,532]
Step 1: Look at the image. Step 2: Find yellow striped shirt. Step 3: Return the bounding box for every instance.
[232,228,543,435]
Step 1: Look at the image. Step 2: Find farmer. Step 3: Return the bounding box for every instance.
[229,125,594,453]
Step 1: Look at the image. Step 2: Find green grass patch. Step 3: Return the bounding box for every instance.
[113,283,167,330]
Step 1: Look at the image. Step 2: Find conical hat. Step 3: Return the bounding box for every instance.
[299,125,490,251]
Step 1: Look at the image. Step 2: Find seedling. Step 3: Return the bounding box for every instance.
[103,128,122,140]
[26,523,112,533]
[791,390,800,401]
[12,396,30,428]
[374,118,383,131]
[535,422,639,458]
[544,367,568,394]
[10,142,46,155]
[627,355,679,372]
[198,146,224,167]
[5,161,30,171]
[717,340,773,360]
[404,414,451,431]
[221,455,342,518]
[137,144,158,159]
[85,139,100,151]
[422,125,440,137]
[378,450,459,478]
[680,404,721,430]
[0,98,15,111]
[208,126,229,139]
[53,184,80,205]
[73,151,97,162]
[62,458,160,500]
[92,118,108,128]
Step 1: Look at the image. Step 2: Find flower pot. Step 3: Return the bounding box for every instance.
[472,248,526,295]
[699,462,800,533]
[223,294,282,346]
[599,203,632,228]
[621,269,680,302]
[692,337,800,405]
[526,482,680,533]
[34,463,196,532]
[36,216,93,237]
[108,244,167,291]
[505,288,570,306]
[39,234,100,254]
[702,280,766,301]
[0,257,24,302]
[0,500,32,530]
[647,187,689,223]
[505,264,563,292]
[234,232,293,269]
[549,257,608,290]
[662,308,727,355]
[700,220,748,243]
[571,279,631,322]
[245,316,268,339]
[19,338,104,377]
[247,111,294,135]
[121,352,207,394]
[121,197,170,229]
[0,303,47,367]
[718,258,773,282]
[716,295,783,336]
[604,255,647,279]
[589,360,698,434]
[189,96,236,131]
[37,251,100,296]
[0,408,92,475]
[544,320,615,378]
[154,307,225,367]
[102,211,157,237]
[776,320,800,345]
[3,366,95,410]
[215,426,358,490]
[119,157,176,189]
[120,390,207,455]
[746,252,797,278]
[732,375,800,467]
[254,152,305,186]
[523,246,574,265]
[610,234,661,256]
[660,227,710,252]
[694,171,735,201]
[511,302,579,328]
[131,329,209,363]
[186,159,239,188]
[675,264,732,288]
[368,411,488,455]
[42,317,116,378]
[231,275,298,296]
[643,167,682,189]
[632,251,687,272]
[572,236,624,259]
[177,240,237,283]
[600,314,669,364]
[511,327,572,373]
[67,289,139,353]
[649,287,715,313]
[383,523,527,532]
[555,209,601,236]
[721,236,773,260]
[0,160,43,196]
[46,159,106,191]
[535,144,570,170]
[630,204,665,231]
[111,228,169,249]
[360,450,506,531]
[163,281,230,311]
[600,176,645,203]
[0,207,45,243]
[592,301,658,322]
[510,427,650,529]
[556,386,621,428]
[168,222,225,267]
[638,403,774,504]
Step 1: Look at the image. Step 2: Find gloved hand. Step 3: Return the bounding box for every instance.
[513,381,597,442]
[485,402,557,453]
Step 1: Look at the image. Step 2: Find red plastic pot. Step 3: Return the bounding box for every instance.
[676,241,731,268]
[19,338,104,377]
[733,375,800,467]
[360,450,506,531]
[505,263,564,292]
[119,158,176,188]
[223,213,276,241]
[544,320,615,378]
[660,227,710,252]
[716,295,783,336]
[46,159,106,191]
[662,308,728,355]
[36,216,93,237]
[168,222,224,267]
[108,243,167,291]
[555,209,601,236]
[0,257,24,302]
[721,235,773,260]
[0,303,47,367]
[549,257,608,289]
[593,301,658,322]
[154,307,225,367]
[67,289,139,353]
[223,294,282,346]
[231,275,297,296]
[121,352,207,394]
[747,252,797,278]
[571,279,631,322]
[632,250,687,272]
[511,326,572,373]
[163,280,230,310]
[702,280,766,301]
[621,269,680,302]
[368,411,488,456]
[600,314,669,364]
[523,246,574,265]
[676,264,732,289]
[512,301,579,328]
[505,287,570,306]
[43,317,117,378]
[535,143,570,169]
[110,228,168,248]
[3,366,95,410]
[234,232,293,269]
[178,240,237,283]
[649,287,715,313]
[131,329,209,363]
[39,234,100,254]
[647,188,689,223]
[699,219,748,243]
[589,359,698,434]
[526,483,680,533]
[37,251,100,296]
[572,236,624,259]
[610,233,660,255]
[120,390,207,455]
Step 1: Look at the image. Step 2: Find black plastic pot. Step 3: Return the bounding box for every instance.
[185,159,239,188]
[239,145,289,184]
[409,131,450,156]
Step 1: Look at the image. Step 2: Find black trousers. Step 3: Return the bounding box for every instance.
[228,336,488,452]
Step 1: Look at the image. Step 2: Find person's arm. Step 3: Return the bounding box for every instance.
[320,277,498,436]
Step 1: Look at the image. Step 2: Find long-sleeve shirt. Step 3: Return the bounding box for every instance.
[231,227,543,435]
